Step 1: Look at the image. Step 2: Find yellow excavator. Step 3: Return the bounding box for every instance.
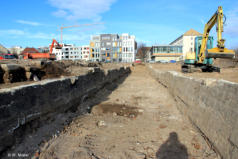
[182,6,235,72]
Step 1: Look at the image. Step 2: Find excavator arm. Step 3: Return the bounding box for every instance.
[49,39,61,54]
[198,6,234,63]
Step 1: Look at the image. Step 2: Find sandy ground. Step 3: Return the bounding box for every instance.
[151,63,238,83]
[31,65,218,159]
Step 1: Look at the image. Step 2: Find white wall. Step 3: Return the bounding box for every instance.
[182,36,196,59]
[82,45,90,61]
[52,44,82,61]
[121,34,136,63]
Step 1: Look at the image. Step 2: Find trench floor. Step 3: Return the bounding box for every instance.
[38,65,218,159]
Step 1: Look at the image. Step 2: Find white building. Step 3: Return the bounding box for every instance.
[9,46,24,55]
[81,45,90,61]
[52,44,82,61]
[170,29,202,60]
[89,33,137,63]
[121,33,137,63]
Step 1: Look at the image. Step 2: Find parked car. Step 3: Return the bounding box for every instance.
[170,60,176,63]
[4,54,16,59]
[135,59,142,63]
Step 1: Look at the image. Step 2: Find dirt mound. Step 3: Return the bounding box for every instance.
[213,59,238,68]
[40,61,69,79]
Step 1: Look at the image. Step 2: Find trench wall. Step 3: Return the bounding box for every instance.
[148,64,238,159]
[0,66,131,153]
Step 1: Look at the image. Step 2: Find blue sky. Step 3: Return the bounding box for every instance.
[0,0,238,48]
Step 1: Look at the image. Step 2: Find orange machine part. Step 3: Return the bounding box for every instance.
[23,39,60,60]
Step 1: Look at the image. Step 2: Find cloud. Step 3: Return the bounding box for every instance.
[200,19,205,25]
[0,28,95,46]
[48,0,117,20]
[0,29,56,40]
[223,7,238,48]
[16,20,42,26]
[224,8,238,37]
[0,29,25,36]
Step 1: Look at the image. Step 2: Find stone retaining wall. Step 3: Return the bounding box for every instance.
[148,64,238,159]
[0,66,131,153]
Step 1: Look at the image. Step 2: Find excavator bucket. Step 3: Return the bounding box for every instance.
[206,47,235,59]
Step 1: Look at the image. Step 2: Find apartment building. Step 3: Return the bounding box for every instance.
[90,36,100,62]
[101,34,122,62]
[89,33,136,63]
[81,45,90,61]
[170,29,202,60]
[52,44,82,61]
[121,33,137,63]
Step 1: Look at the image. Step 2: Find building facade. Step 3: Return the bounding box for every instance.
[52,44,82,61]
[90,36,100,62]
[89,33,136,63]
[121,33,136,63]
[9,46,24,55]
[81,45,90,61]
[170,29,202,60]
[151,45,183,62]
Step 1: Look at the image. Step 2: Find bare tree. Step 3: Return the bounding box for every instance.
[136,43,148,62]
[235,48,238,59]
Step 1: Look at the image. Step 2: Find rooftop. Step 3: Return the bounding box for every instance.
[183,29,202,36]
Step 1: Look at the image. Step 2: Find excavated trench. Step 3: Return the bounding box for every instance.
[1,64,237,159]
[0,66,131,158]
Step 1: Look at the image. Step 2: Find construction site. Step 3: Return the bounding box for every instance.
[0,3,238,159]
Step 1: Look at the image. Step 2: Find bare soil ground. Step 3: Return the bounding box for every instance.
[151,59,238,83]
[30,65,218,159]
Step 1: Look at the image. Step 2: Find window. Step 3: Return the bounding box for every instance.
[102,36,110,40]
[154,47,158,53]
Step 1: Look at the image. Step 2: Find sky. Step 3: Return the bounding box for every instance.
[0,0,238,48]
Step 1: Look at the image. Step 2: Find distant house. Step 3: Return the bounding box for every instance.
[21,48,39,54]
[0,44,9,54]
[170,29,203,60]
[151,45,183,62]
[9,46,24,55]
